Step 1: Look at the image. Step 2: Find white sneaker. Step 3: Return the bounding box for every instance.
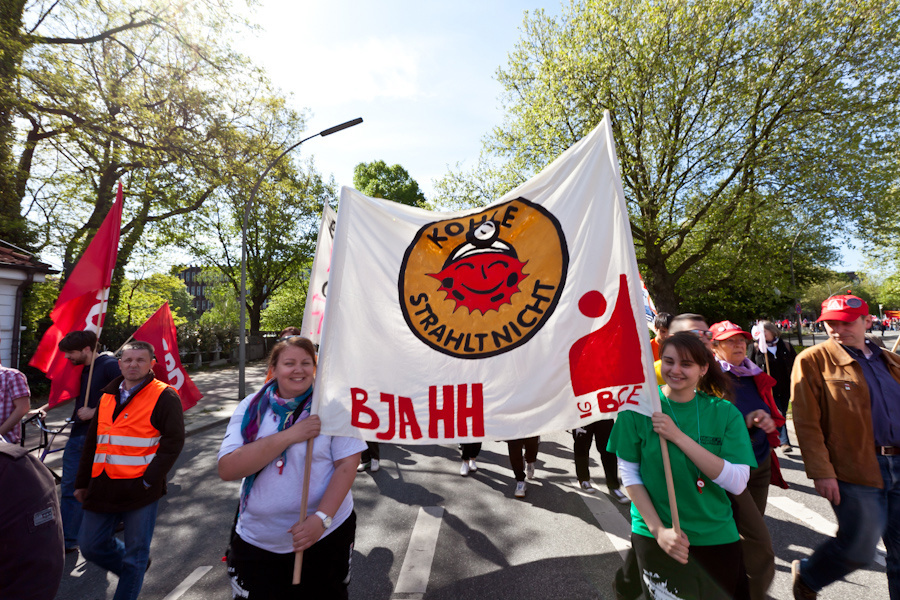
[357,461,370,472]
[460,461,470,476]
[467,459,478,472]
[514,481,526,498]
[370,459,380,472]
[525,462,535,480]
[611,488,630,504]
[579,480,596,493]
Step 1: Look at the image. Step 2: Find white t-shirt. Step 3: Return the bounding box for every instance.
[218,393,366,554]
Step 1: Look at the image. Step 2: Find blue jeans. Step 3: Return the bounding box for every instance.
[778,424,791,447]
[61,433,86,549]
[79,500,159,600]
[798,454,900,599]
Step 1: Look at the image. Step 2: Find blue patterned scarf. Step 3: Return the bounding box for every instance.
[238,379,313,511]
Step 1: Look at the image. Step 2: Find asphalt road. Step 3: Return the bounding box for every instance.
[53,422,890,600]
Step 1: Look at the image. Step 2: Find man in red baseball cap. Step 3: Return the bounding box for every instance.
[791,295,900,599]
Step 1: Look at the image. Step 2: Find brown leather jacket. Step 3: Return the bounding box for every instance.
[791,337,900,489]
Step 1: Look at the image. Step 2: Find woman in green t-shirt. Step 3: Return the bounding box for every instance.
[608,333,756,599]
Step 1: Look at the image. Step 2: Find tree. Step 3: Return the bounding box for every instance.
[4,0,245,249]
[186,151,337,335]
[353,160,428,208]
[436,0,900,313]
[260,272,311,332]
[120,273,195,327]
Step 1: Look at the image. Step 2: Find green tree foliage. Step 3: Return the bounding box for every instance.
[436,0,900,314]
[353,160,428,208]
[11,1,296,327]
[260,272,310,332]
[4,0,248,250]
[198,271,240,328]
[119,273,195,327]
[185,150,336,335]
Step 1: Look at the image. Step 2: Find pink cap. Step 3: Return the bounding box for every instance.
[710,320,752,341]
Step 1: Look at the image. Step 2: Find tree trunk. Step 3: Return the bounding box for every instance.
[0,0,31,248]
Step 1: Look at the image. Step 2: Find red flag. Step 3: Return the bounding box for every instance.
[133,302,202,411]
[30,182,124,407]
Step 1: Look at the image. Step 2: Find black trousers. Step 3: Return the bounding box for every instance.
[361,442,380,462]
[573,419,619,487]
[460,443,481,461]
[631,532,742,599]
[506,437,539,481]
[227,511,356,599]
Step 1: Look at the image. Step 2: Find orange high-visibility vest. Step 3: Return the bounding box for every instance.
[92,378,170,479]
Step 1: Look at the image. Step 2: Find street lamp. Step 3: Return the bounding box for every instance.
[238,117,363,398]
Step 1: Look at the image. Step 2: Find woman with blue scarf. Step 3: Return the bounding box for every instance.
[218,336,365,599]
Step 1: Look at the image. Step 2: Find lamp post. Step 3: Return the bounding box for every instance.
[238,117,363,398]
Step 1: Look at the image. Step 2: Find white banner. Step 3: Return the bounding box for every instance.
[314,113,657,443]
[300,204,337,345]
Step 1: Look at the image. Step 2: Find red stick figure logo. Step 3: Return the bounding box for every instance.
[568,274,645,396]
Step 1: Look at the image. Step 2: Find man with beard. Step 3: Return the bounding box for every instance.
[56,330,120,554]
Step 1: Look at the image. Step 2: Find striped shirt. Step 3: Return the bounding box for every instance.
[0,367,31,443]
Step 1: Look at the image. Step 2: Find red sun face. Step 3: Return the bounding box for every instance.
[429,252,528,315]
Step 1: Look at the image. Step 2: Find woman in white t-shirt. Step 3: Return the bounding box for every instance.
[218,336,366,599]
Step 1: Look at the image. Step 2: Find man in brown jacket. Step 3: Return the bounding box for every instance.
[791,294,900,600]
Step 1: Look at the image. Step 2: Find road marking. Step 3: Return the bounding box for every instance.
[392,506,445,600]
[769,496,886,566]
[579,485,632,561]
[162,566,213,600]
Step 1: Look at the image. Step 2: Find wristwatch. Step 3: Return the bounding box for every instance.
[314,510,332,529]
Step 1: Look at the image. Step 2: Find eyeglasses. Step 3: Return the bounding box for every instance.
[686,329,714,340]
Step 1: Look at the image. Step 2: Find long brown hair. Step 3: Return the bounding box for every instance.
[659,332,733,401]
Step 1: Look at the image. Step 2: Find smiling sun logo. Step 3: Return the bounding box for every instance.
[400,197,568,359]
[429,220,528,315]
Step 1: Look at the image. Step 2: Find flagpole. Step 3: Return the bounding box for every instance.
[652,385,681,535]
[81,287,109,409]
[293,440,315,584]
[892,335,900,354]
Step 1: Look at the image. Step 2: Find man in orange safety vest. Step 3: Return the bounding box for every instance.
[74,341,185,600]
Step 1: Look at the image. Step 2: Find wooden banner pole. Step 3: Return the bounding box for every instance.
[292,439,315,584]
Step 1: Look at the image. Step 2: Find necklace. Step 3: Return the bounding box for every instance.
[662,391,705,494]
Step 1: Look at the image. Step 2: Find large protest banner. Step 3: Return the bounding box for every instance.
[315,113,656,442]
[300,203,337,345]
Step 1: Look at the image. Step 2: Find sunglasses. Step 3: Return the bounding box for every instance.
[686,329,714,339]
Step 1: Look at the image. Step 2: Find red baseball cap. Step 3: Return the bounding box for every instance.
[817,295,869,322]
[710,320,752,341]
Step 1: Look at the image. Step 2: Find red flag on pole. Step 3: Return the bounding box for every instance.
[30,182,124,407]
[133,302,202,411]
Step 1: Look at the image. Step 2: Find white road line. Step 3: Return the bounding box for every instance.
[768,496,886,566]
[392,506,445,600]
[161,565,213,600]
[579,486,632,561]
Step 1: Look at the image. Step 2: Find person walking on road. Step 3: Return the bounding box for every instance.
[55,330,121,554]
[608,333,756,599]
[572,419,630,504]
[711,320,785,600]
[507,436,539,498]
[218,336,365,599]
[791,294,900,600]
[0,362,30,444]
[74,341,185,600]
[750,321,797,453]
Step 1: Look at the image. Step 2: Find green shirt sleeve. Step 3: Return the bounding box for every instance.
[607,410,644,463]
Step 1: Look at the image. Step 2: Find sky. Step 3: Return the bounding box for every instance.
[232,1,560,199]
[230,1,865,273]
